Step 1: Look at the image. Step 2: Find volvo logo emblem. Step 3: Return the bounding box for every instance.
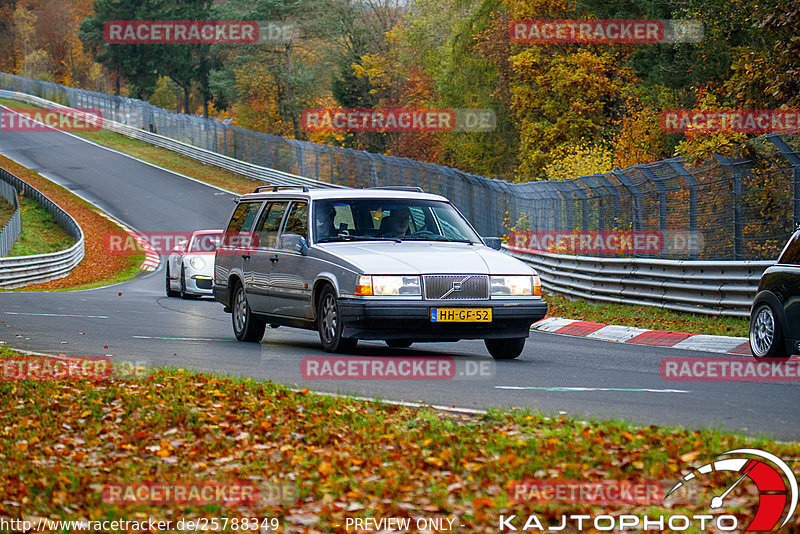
[452,282,463,291]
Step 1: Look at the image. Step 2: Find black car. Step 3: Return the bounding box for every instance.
[749,229,800,358]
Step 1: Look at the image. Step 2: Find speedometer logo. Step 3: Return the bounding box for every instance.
[666,448,798,531]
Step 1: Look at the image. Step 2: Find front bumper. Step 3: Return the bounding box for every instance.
[185,275,213,295]
[338,298,548,341]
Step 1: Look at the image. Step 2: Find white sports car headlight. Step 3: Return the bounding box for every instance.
[491,275,534,296]
[189,256,205,270]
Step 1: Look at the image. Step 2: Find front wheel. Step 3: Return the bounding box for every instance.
[231,282,266,342]
[317,286,357,353]
[165,266,179,297]
[749,303,787,359]
[485,337,526,360]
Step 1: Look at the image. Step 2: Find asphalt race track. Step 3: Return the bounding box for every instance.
[0,121,797,440]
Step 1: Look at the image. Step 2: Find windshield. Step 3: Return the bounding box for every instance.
[188,232,220,253]
[313,198,481,244]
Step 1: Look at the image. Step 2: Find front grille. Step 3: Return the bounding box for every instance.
[423,275,488,300]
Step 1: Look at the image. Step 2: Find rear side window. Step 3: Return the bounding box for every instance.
[224,202,262,247]
[282,202,308,239]
[254,201,289,249]
[778,232,800,265]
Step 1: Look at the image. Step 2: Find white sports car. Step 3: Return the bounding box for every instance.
[165,230,222,299]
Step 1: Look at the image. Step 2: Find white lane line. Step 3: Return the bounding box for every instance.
[133,335,234,342]
[495,386,690,393]
[5,312,108,319]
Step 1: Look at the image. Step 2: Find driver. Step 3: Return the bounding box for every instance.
[388,207,411,236]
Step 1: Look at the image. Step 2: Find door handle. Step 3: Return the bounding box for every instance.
[241,254,251,260]
[269,255,279,263]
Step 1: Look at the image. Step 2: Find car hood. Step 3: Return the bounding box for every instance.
[318,242,536,275]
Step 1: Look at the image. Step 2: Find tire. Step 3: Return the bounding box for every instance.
[231,282,266,343]
[485,337,526,360]
[179,266,189,299]
[749,303,787,359]
[385,339,413,348]
[317,285,357,353]
[165,266,179,297]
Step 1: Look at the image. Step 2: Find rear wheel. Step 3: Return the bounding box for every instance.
[231,282,266,342]
[385,339,413,348]
[485,337,526,360]
[317,285,357,353]
[749,303,787,359]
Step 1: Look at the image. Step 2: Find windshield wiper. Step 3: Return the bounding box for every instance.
[404,236,475,244]
[318,235,402,243]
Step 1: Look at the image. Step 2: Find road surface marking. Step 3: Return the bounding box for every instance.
[495,386,690,393]
[5,312,108,319]
[133,335,233,342]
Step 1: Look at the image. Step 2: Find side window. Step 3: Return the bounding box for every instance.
[282,202,308,240]
[254,201,289,249]
[778,232,800,265]
[224,202,262,247]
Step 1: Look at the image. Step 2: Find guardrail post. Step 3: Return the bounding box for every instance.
[714,155,744,260]
[767,135,800,230]
[612,168,643,231]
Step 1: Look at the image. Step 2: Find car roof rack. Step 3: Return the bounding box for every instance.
[367,186,425,193]
[253,185,310,193]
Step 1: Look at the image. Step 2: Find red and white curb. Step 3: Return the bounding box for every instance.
[533,317,752,356]
[95,212,160,272]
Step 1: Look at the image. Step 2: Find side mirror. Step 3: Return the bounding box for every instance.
[483,237,503,250]
[280,234,308,255]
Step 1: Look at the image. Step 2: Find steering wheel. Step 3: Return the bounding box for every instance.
[408,230,437,238]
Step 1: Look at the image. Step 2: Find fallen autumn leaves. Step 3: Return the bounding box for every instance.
[0,348,798,533]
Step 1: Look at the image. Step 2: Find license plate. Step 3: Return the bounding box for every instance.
[430,308,492,322]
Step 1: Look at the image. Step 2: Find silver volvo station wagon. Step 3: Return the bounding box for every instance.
[213,186,547,359]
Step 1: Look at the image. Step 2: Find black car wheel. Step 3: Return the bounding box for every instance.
[317,285,357,353]
[749,303,787,359]
[485,337,526,360]
[231,282,266,342]
[385,339,413,348]
[165,266,179,297]
[179,266,189,299]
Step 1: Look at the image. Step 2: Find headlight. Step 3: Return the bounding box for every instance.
[355,275,421,296]
[189,256,205,270]
[491,275,535,296]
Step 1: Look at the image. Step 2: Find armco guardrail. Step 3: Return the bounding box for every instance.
[0,179,21,257]
[506,245,773,317]
[0,90,345,190]
[0,167,84,288]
